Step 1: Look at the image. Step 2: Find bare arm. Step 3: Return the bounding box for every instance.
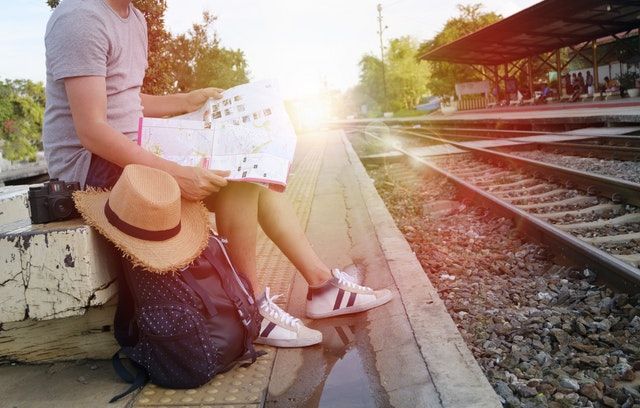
[140,87,224,118]
[65,76,228,200]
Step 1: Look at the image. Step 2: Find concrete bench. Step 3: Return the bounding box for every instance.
[579,93,595,102]
[604,91,621,101]
[0,186,119,362]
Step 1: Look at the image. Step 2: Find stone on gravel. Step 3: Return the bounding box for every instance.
[559,377,580,392]
[602,395,617,407]
[515,383,538,398]
[579,383,603,401]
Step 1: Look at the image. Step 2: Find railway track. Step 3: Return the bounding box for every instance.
[349,125,640,291]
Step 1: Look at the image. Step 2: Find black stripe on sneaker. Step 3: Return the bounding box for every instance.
[333,288,345,310]
[261,322,277,338]
[346,292,357,307]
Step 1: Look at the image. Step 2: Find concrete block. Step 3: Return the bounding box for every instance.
[0,185,30,225]
[0,233,27,322]
[0,219,119,323]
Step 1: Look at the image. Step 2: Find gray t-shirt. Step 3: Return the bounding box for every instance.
[43,0,148,187]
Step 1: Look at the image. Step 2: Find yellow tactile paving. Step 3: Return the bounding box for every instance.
[133,135,327,407]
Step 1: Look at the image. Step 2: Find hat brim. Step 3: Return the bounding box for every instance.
[73,188,210,274]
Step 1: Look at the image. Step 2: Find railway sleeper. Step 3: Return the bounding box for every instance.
[581,231,640,245]
[499,188,570,202]
[517,195,598,211]
[536,203,624,220]
[554,212,640,231]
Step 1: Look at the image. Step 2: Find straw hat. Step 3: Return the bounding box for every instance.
[73,164,210,274]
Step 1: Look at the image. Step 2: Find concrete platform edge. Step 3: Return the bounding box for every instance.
[340,132,502,408]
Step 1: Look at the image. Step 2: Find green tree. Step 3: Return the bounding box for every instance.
[356,54,385,113]
[0,80,45,161]
[354,37,428,114]
[134,0,174,94]
[417,3,501,97]
[386,37,429,111]
[169,12,249,92]
[45,1,249,94]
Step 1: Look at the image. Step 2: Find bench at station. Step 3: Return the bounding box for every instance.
[0,186,119,363]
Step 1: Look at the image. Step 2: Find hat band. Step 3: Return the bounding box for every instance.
[104,199,181,241]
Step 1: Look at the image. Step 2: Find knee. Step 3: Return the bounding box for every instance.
[223,181,262,198]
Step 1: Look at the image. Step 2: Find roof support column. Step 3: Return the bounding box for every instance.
[527,57,534,98]
[504,63,509,101]
[555,49,562,97]
[592,41,599,91]
[492,65,499,102]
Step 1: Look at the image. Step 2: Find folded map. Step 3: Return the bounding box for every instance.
[137,79,297,192]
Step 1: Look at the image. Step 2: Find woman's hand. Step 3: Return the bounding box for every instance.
[172,165,230,201]
[184,87,224,113]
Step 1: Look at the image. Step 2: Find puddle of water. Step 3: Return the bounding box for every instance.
[266,314,388,407]
[318,344,376,408]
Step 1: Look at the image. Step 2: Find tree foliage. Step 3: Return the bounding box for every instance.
[355,36,429,113]
[417,4,501,97]
[0,80,45,161]
[46,0,249,95]
[168,12,249,92]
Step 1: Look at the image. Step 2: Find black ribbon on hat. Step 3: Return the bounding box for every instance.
[104,199,181,241]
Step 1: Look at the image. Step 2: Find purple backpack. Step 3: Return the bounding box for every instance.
[109,235,262,402]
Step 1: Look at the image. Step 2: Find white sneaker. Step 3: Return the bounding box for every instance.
[306,269,392,319]
[254,287,322,348]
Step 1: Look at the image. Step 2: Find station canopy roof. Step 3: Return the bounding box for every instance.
[419,0,640,66]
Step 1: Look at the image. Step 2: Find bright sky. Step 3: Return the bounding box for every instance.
[0,0,539,99]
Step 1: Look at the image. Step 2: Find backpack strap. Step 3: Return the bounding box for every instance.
[201,242,260,364]
[109,349,148,403]
[180,269,218,317]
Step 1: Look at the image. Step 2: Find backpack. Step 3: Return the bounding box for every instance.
[109,235,262,402]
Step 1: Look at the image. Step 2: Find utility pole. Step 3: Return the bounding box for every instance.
[377,3,388,112]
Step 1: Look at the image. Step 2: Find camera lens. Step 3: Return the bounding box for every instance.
[51,197,75,219]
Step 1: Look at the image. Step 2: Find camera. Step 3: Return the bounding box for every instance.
[28,179,81,224]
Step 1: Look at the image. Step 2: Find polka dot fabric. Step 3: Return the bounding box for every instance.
[115,236,262,390]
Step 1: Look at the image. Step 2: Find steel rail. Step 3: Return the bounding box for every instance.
[417,125,640,144]
[405,126,640,161]
[491,141,640,161]
[340,122,640,144]
[396,128,640,208]
[359,129,640,290]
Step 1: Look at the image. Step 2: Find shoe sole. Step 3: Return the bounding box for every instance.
[254,336,322,348]
[306,290,393,319]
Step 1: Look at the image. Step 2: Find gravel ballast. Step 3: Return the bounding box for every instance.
[365,161,640,408]
[509,150,640,184]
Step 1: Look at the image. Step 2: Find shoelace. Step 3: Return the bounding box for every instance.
[334,269,373,293]
[261,287,301,328]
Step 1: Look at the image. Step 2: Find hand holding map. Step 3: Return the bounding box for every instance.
[138,80,297,192]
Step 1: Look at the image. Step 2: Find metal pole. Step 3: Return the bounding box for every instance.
[504,63,509,101]
[493,65,499,98]
[592,40,599,92]
[527,56,534,98]
[555,49,562,97]
[377,4,388,112]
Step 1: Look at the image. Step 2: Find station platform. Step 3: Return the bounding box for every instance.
[0,130,501,407]
[338,98,640,128]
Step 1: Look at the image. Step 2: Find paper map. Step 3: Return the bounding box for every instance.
[137,80,297,191]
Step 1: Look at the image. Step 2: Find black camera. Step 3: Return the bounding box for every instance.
[28,179,81,224]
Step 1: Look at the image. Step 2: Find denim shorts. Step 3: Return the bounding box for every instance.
[85,154,123,189]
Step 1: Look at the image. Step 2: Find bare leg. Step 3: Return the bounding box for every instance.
[257,188,332,287]
[205,183,332,293]
[205,182,261,292]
